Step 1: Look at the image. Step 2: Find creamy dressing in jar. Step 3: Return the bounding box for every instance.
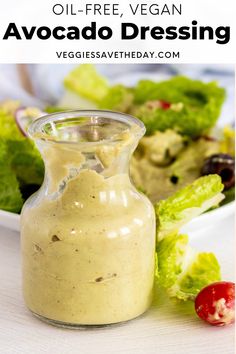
[21,110,156,327]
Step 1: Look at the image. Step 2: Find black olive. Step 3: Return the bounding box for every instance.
[201,154,235,190]
[170,175,179,184]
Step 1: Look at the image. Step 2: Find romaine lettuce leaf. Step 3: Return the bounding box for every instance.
[133,77,225,137]
[0,106,22,140]
[157,233,189,288]
[0,166,23,213]
[0,140,23,213]
[156,175,224,240]
[155,175,223,301]
[64,64,109,103]
[7,140,44,186]
[157,232,221,301]
[99,85,134,112]
[0,105,44,212]
[134,77,225,106]
[168,252,221,301]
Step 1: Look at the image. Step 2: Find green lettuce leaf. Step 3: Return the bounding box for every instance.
[155,175,223,301]
[64,64,109,103]
[0,167,23,213]
[0,140,23,213]
[0,106,22,140]
[134,77,225,105]
[133,77,225,136]
[99,85,134,112]
[156,175,224,240]
[0,166,23,213]
[157,233,188,288]
[168,252,221,301]
[7,140,44,186]
[157,232,221,301]
[0,104,44,212]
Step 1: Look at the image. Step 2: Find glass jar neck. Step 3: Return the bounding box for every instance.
[29,110,145,195]
[37,138,137,197]
[40,136,136,169]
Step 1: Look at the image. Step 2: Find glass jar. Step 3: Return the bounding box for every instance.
[21,110,156,328]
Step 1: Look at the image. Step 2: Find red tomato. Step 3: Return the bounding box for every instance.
[195,281,235,326]
[160,100,171,110]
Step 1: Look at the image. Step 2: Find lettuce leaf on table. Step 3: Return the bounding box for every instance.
[168,251,221,301]
[157,233,189,289]
[157,233,221,301]
[155,175,224,301]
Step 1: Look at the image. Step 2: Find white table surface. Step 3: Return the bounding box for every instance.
[0,216,234,354]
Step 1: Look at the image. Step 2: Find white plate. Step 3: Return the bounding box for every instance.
[0,209,20,232]
[181,201,234,236]
[0,201,234,234]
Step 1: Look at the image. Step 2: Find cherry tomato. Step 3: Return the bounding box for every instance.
[195,281,235,326]
[160,100,171,110]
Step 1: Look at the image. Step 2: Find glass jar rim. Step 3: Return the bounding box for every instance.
[28,109,146,146]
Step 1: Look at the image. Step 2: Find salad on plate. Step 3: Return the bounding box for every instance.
[0,64,234,213]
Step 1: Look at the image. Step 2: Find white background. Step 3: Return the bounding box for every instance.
[0,0,235,63]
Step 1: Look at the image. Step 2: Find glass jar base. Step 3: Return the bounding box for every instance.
[32,311,146,329]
